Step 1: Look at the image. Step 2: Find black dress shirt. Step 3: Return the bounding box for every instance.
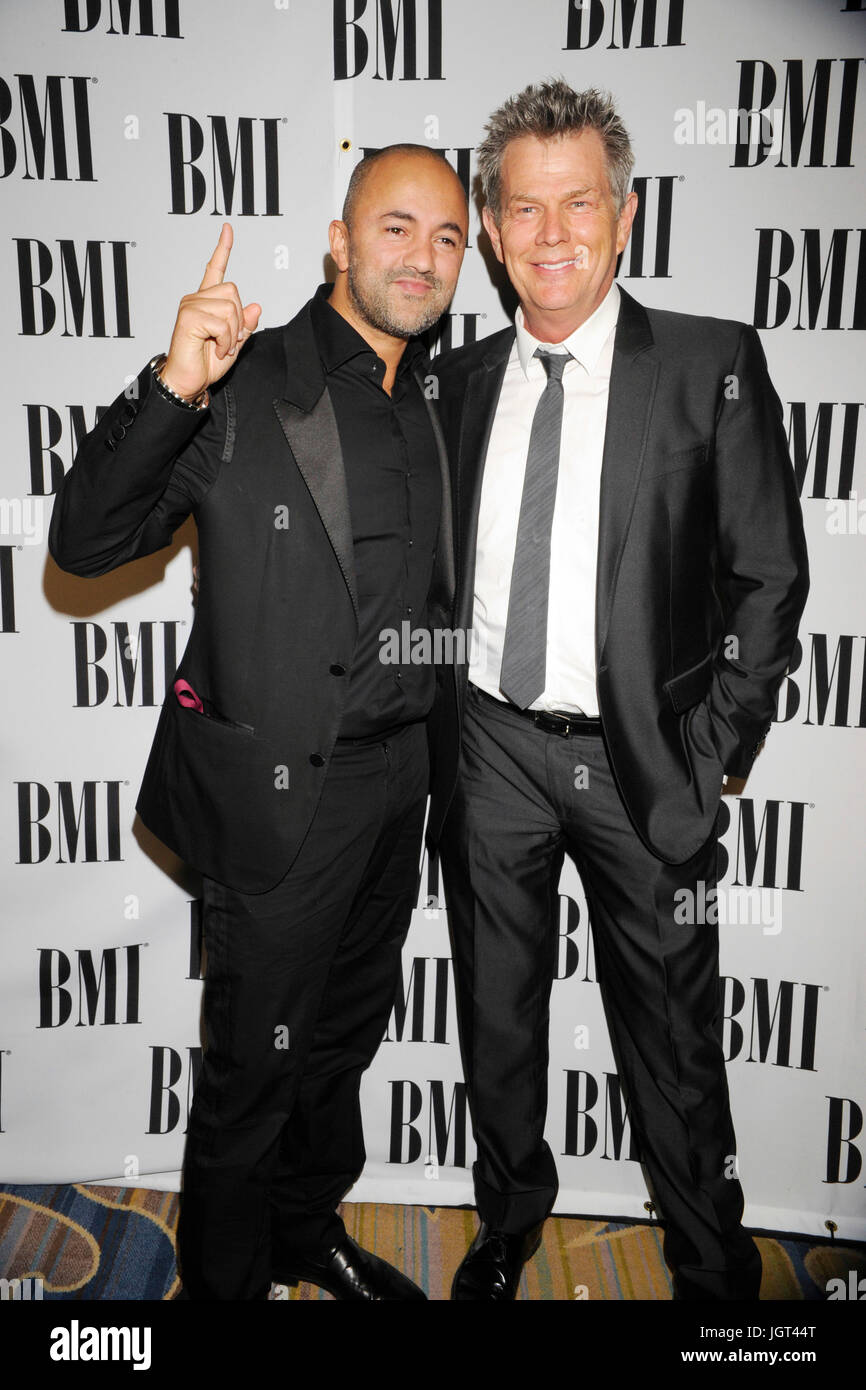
[310,284,441,739]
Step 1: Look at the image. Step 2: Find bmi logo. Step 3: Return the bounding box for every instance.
[0,547,16,634]
[563,0,685,50]
[825,1094,864,1183]
[787,400,863,502]
[165,113,281,216]
[388,1080,470,1168]
[722,977,820,1070]
[622,175,677,279]
[776,635,866,728]
[557,891,596,984]
[147,1046,201,1133]
[716,797,809,891]
[16,781,124,863]
[25,403,109,495]
[72,620,182,707]
[0,75,94,180]
[426,313,483,354]
[753,228,866,329]
[733,59,862,168]
[38,944,143,1027]
[562,1070,640,1161]
[385,855,453,1043]
[334,0,443,80]
[385,957,451,1043]
[16,239,132,337]
[61,1,183,38]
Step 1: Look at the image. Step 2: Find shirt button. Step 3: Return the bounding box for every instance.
[406,607,413,616]
[309,753,325,767]
[408,539,414,547]
[329,663,347,677]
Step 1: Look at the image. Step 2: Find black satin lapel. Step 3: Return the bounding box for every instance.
[416,372,455,620]
[595,346,658,657]
[455,357,509,634]
[273,393,358,618]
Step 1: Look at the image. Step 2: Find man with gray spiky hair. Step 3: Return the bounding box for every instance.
[428,80,808,1300]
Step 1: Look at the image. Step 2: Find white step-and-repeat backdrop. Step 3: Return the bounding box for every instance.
[1,0,864,1242]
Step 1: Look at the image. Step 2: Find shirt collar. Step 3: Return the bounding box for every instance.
[311,282,427,377]
[515,280,620,379]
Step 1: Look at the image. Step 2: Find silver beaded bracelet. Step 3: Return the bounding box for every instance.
[149,354,209,411]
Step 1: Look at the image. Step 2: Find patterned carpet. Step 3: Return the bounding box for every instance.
[2,1183,863,1302]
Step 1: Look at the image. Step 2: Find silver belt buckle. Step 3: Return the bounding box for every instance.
[534,709,573,737]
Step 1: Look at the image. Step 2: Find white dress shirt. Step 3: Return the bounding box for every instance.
[469,281,621,717]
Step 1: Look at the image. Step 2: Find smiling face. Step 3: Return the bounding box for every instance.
[329,150,467,341]
[483,129,637,342]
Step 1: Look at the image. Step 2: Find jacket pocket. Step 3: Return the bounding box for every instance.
[643,441,710,479]
[663,651,713,713]
[174,681,256,735]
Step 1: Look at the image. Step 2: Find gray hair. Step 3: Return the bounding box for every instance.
[478,80,634,221]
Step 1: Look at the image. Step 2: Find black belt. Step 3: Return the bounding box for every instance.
[470,684,604,737]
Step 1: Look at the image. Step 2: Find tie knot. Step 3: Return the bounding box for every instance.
[535,348,570,382]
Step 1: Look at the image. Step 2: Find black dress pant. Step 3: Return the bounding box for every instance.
[440,686,761,1300]
[177,721,428,1300]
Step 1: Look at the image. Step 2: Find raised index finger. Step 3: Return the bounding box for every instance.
[198,222,232,290]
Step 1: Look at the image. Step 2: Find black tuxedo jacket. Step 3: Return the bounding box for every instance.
[427,287,809,865]
[49,298,455,893]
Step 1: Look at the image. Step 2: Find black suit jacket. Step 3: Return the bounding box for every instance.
[427,287,809,865]
[49,298,455,893]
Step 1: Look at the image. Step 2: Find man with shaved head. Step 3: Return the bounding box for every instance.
[50,144,468,1301]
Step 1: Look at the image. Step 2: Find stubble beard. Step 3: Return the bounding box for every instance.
[346,259,449,339]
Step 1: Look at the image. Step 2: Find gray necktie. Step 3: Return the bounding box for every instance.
[499,348,570,709]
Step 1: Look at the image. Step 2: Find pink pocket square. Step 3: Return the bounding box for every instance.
[174,678,204,713]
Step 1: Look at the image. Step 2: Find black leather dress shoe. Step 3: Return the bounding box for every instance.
[278,1235,426,1301]
[451,1222,544,1300]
